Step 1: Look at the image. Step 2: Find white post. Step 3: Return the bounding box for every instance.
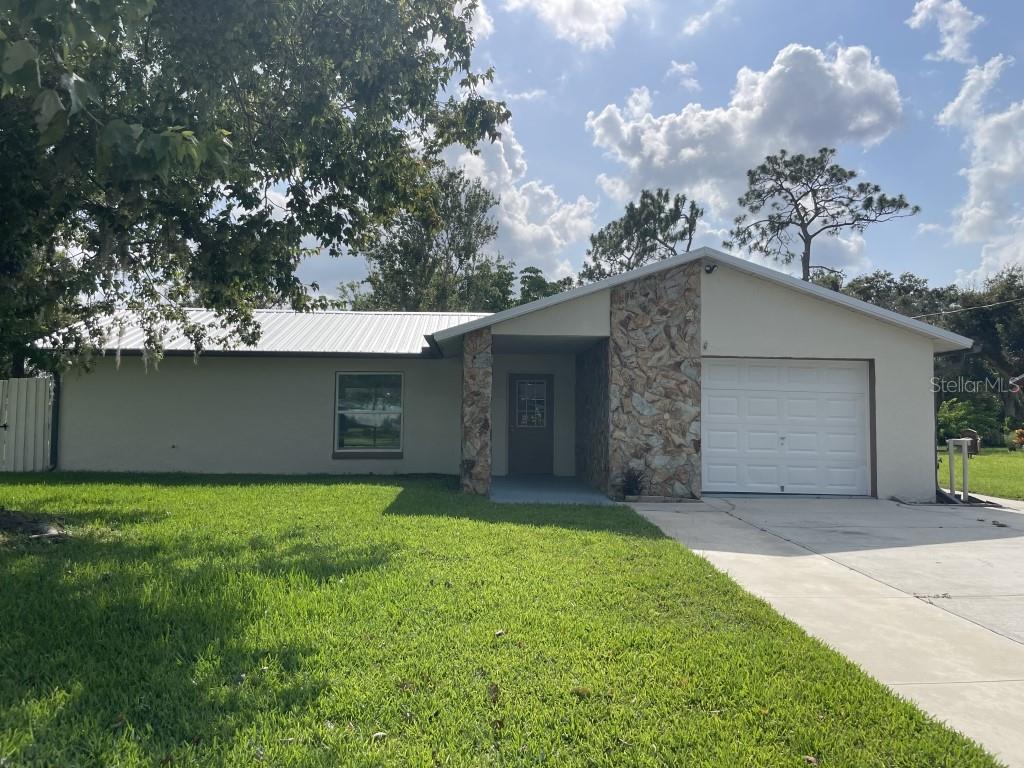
[948,439,956,498]
[946,438,972,503]
[961,440,970,503]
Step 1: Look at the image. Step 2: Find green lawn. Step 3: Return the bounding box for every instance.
[0,475,999,767]
[939,447,1024,500]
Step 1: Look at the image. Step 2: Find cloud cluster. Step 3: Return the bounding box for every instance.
[905,0,984,64]
[665,60,700,91]
[904,0,1023,281]
[586,44,903,240]
[452,125,598,277]
[501,0,645,49]
[936,57,1024,281]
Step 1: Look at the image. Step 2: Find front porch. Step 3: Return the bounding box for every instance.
[442,260,702,501]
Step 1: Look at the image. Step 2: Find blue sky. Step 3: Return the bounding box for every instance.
[299,0,1024,293]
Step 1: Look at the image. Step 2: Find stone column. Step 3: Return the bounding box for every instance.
[460,328,493,494]
[609,261,701,499]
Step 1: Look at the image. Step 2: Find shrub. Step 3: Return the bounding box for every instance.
[621,467,647,497]
[936,396,1001,443]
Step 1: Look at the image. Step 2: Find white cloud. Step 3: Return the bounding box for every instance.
[505,88,548,101]
[463,0,494,40]
[916,222,948,236]
[933,56,1024,280]
[451,124,598,274]
[501,0,646,50]
[682,0,729,37]
[586,44,903,228]
[958,222,1024,284]
[937,54,1011,128]
[905,0,984,64]
[596,173,632,203]
[666,59,700,91]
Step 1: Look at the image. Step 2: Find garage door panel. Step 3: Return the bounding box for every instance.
[744,464,782,487]
[705,464,739,485]
[823,366,866,392]
[825,432,862,456]
[705,429,739,451]
[785,366,820,389]
[747,365,781,387]
[706,395,740,417]
[705,362,741,387]
[746,397,780,418]
[786,397,820,420]
[702,358,870,496]
[823,468,866,494]
[825,396,862,422]
[747,430,781,452]
[786,432,820,453]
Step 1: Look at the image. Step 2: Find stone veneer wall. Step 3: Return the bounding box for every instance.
[609,261,701,498]
[574,339,610,493]
[460,328,492,494]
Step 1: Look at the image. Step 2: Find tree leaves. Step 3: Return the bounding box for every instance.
[31,88,62,131]
[2,40,38,75]
[580,188,703,284]
[726,148,920,280]
[348,166,515,312]
[0,0,508,375]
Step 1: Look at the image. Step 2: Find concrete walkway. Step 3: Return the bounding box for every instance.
[634,496,1024,767]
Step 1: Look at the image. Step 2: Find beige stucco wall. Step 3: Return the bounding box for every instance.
[492,290,610,337]
[491,353,576,477]
[59,355,462,475]
[702,264,939,501]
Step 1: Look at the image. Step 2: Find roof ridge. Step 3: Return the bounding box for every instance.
[177,307,491,317]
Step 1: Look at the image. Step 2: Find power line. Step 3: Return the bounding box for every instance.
[912,295,1024,320]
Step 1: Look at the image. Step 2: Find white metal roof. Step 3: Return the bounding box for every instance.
[96,309,490,356]
[431,246,974,353]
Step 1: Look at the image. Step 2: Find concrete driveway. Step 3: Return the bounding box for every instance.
[635,495,1024,767]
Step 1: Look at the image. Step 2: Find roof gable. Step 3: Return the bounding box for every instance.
[431,247,973,353]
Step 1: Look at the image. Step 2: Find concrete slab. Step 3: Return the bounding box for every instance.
[940,596,1024,644]
[636,496,1024,767]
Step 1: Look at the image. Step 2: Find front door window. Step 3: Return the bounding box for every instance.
[515,379,547,428]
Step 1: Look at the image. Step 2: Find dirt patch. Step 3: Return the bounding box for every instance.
[0,509,67,540]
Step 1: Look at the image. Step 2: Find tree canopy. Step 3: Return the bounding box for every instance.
[840,267,1024,436]
[517,266,574,306]
[0,0,508,374]
[579,189,703,284]
[726,148,919,281]
[341,167,515,313]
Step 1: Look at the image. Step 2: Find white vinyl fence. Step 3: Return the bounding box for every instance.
[0,377,54,472]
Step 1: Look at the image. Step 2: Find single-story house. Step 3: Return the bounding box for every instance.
[56,247,972,502]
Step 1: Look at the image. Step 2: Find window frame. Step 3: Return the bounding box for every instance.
[332,371,404,459]
[513,378,548,429]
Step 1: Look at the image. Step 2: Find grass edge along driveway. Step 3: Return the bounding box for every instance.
[0,474,1002,767]
[939,447,1024,501]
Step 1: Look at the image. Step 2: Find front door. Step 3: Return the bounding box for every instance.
[508,374,554,475]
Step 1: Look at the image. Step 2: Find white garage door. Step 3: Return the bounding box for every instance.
[702,358,871,495]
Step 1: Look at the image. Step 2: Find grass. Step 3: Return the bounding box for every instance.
[939,446,1024,500]
[0,474,1000,767]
